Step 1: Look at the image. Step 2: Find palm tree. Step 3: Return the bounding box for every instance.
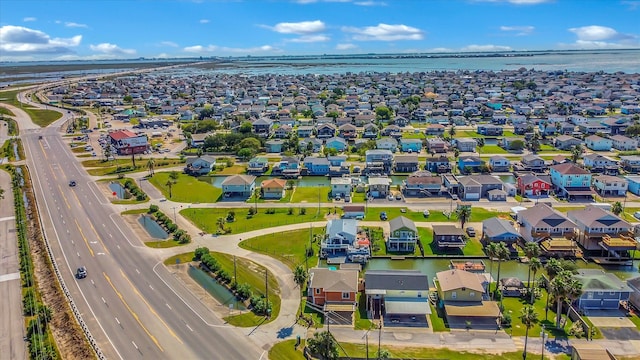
[476,137,485,155]
[454,206,471,229]
[570,144,583,164]
[293,265,308,288]
[449,125,456,138]
[520,305,539,360]
[523,242,541,293]
[544,258,563,320]
[529,257,542,304]
[169,171,179,183]
[550,272,571,329]
[611,201,623,216]
[165,180,173,198]
[494,242,510,304]
[146,158,155,177]
[485,242,499,294]
[563,277,583,321]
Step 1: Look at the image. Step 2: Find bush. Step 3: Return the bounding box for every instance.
[236,283,252,300]
[501,313,512,328]
[250,295,272,316]
[299,208,306,215]
[193,246,209,261]
[265,208,276,214]
[569,322,585,338]
[218,270,232,283]
[288,207,294,215]
[149,204,159,213]
[248,207,257,216]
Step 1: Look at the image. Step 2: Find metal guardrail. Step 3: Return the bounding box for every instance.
[26,164,106,360]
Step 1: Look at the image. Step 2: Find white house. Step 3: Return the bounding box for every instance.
[593,175,628,196]
[331,177,352,198]
[611,135,638,151]
[585,135,612,151]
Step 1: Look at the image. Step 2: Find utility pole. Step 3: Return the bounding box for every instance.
[265,269,269,319]
[377,322,382,359]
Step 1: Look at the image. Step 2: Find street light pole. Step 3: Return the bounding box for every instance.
[540,325,546,360]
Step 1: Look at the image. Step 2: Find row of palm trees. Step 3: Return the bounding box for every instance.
[484,241,583,359]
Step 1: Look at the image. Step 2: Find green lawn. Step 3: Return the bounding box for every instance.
[354,293,374,330]
[268,339,306,360]
[337,343,559,360]
[145,239,183,248]
[84,158,185,176]
[238,227,324,270]
[629,313,640,331]
[291,186,331,203]
[183,207,326,235]
[364,207,500,223]
[149,172,222,203]
[417,227,485,256]
[0,106,15,116]
[402,131,425,139]
[429,303,450,332]
[0,89,62,126]
[480,144,508,154]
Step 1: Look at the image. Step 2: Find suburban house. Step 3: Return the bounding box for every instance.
[550,163,594,199]
[626,175,640,195]
[554,135,583,150]
[338,123,357,139]
[426,138,448,154]
[458,175,504,200]
[567,206,636,257]
[387,216,419,253]
[247,157,269,175]
[432,225,467,250]
[394,155,419,173]
[592,175,628,196]
[489,156,510,172]
[322,219,357,255]
[362,123,379,139]
[583,154,618,174]
[367,177,392,198]
[402,171,442,196]
[365,270,430,324]
[325,137,348,152]
[501,137,525,151]
[426,156,451,173]
[184,155,216,175]
[271,157,300,178]
[400,138,422,153]
[297,125,314,138]
[331,177,352,199]
[221,175,257,199]
[573,270,632,311]
[481,217,521,249]
[317,123,337,138]
[299,138,323,152]
[376,138,399,152]
[425,124,445,136]
[265,139,284,153]
[260,178,286,199]
[517,203,579,257]
[365,149,394,175]
[456,138,477,152]
[516,174,551,197]
[585,135,612,151]
[303,156,331,175]
[458,156,484,173]
[342,205,365,219]
[520,154,547,172]
[190,133,209,148]
[477,124,503,136]
[252,117,274,137]
[621,156,640,173]
[435,269,499,329]
[611,135,638,151]
[307,268,358,321]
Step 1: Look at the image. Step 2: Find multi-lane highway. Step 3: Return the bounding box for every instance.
[17,108,264,358]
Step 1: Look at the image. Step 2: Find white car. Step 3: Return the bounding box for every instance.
[634,211,640,220]
[423,210,430,217]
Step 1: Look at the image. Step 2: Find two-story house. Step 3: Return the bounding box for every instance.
[394,154,419,173]
[573,270,632,311]
[592,175,627,196]
[583,154,617,174]
[458,156,485,173]
[307,267,358,320]
[362,123,379,139]
[455,138,477,152]
[400,138,422,153]
[365,270,430,323]
[376,137,398,152]
[325,137,348,152]
[184,156,216,176]
[621,155,640,173]
[425,124,445,136]
[260,178,286,199]
[481,217,521,249]
[567,206,636,258]
[477,124,503,136]
[489,156,510,172]
[247,157,269,175]
[365,149,394,175]
[303,156,331,175]
[435,269,499,329]
[517,203,579,257]
[252,117,274,137]
[402,170,442,196]
[299,138,323,153]
[611,134,638,151]
[331,177,352,198]
[265,139,285,153]
[221,175,256,199]
[426,138,449,154]
[550,163,594,199]
[457,175,504,200]
[297,125,314,138]
[520,154,547,172]
[585,135,613,151]
[516,174,551,197]
[338,123,358,139]
[387,216,419,253]
[367,177,392,198]
[317,123,337,139]
[432,225,467,250]
[322,219,358,256]
[554,135,583,150]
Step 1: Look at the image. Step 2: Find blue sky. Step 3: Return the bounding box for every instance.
[1,0,639,61]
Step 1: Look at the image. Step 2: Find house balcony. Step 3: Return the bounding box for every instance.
[600,233,639,252]
[540,238,583,258]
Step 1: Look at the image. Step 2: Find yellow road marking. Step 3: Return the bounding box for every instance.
[119,269,183,344]
[38,140,48,160]
[75,219,94,257]
[103,272,164,352]
[58,185,71,209]
[88,221,110,255]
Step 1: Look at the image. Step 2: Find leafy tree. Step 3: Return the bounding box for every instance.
[193,246,210,261]
[454,206,471,229]
[239,137,261,151]
[237,147,255,160]
[508,139,525,151]
[203,134,225,151]
[293,265,308,287]
[236,283,252,300]
[239,121,253,134]
[611,201,623,216]
[307,331,339,360]
[375,106,393,121]
[520,305,539,359]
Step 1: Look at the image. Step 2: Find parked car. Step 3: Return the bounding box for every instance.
[380,211,388,221]
[68,180,77,187]
[387,195,394,201]
[423,210,430,217]
[395,193,402,200]
[76,266,87,279]
[466,227,476,237]
[635,211,640,220]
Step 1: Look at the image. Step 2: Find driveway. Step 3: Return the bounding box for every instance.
[587,309,636,328]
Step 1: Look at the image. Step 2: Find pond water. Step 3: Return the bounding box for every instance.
[137,215,169,239]
[188,265,247,310]
[206,175,407,188]
[108,182,128,199]
[12,142,20,161]
[363,258,640,282]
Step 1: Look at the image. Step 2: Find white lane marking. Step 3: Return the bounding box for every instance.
[185,324,193,332]
[149,284,154,291]
[135,269,140,274]
[165,303,171,310]
[97,252,105,256]
[0,216,16,222]
[0,272,20,283]
[77,252,80,257]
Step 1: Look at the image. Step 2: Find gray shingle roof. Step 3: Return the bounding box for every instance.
[365,270,428,291]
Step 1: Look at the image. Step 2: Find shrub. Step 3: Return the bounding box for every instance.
[236,283,252,300]
[287,207,294,215]
[149,204,159,213]
[193,246,209,261]
[299,208,306,215]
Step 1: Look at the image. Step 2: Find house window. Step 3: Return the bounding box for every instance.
[610,291,616,295]
[597,291,604,295]
[342,292,350,299]
[451,292,457,299]
[470,292,475,297]
[587,292,593,299]
[315,288,321,294]
[417,292,422,298]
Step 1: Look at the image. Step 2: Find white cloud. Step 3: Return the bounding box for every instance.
[183,44,278,54]
[565,25,638,49]
[287,35,330,43]
[65,22,88,28]
[89,43,136,56]
[199,19,210,24]
[0,25,81,56]
[23,17,36,22]
[160,41,179,47]
[425,47,455,53]
[270,20,325,35]
[500,25,534,35]
[622,1,640,10]
[460,44,513,52]
[336,43,356,50]
[342,23,424,41]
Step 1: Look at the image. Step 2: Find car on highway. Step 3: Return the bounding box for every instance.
[466,227,476,237]
[68,180,77,187]
[76,266,87,279]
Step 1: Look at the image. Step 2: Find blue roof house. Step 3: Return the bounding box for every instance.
[458,156,484,173]
[303,156,331,175]
[626,176,640,195]
[265,139,284,153]
[400,138,422,153]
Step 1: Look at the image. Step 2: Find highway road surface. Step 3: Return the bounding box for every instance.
[16,108,265,357]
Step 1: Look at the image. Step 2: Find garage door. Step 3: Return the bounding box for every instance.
[385,300,431,315]
[465,193,480,200]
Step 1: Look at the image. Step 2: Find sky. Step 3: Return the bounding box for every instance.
[0,0,639,61]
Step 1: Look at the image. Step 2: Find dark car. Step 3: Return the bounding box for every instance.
[379,211,388,221]
[69,180,77,187]
[76,266,87,279]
